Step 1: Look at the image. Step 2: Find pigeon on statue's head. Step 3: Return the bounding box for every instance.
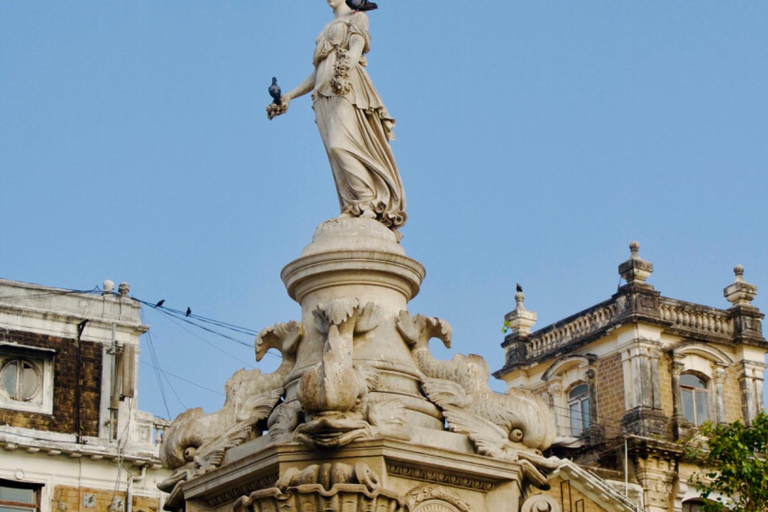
[268,77,282,105]
[346,0,378,12]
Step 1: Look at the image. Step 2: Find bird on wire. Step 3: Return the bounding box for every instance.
[268,77,281,105]
[346,0,378,11]
[186,307,192,317]
[516,283,523,293]
[155,299,166,308]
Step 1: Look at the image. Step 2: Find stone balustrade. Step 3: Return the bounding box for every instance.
[526,299,624,362]
[503,293,739,371]
[658,298,733,338]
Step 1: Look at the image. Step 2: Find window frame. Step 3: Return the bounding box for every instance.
[680,372,710,427]
[0,479,41,512]
[0,344,54,415]
[567,383,591,436]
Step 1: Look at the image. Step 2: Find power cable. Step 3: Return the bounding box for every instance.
[141,321,172,420]
[0,286,100,300]
[138,359,224,397]
[151,310,257,369]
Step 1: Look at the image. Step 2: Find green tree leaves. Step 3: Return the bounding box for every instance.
[685,413,768,512]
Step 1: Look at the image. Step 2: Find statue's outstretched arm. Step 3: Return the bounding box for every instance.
[282,70,317,108]
[267,70,315,120]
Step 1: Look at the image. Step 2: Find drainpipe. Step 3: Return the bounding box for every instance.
[76,320,88,444]
[126,465,147,512]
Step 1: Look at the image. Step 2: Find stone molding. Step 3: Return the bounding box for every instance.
[386,463,494,491]
[204,473,279,507]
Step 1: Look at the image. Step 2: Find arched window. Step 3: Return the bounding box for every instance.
[682,499,704,512]
[680,374,709,426]
[568,383,590,436]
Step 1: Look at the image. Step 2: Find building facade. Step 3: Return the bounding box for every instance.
[495,243,766,512]
[0,278,170,512]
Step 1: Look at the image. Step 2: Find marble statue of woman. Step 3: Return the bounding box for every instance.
[269,0,406,230]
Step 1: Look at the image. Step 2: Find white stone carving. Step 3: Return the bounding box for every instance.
[398,311,560,485]
[158,321,302,497]
[269,4,406,230]
[296,299,383,448]
[233,462,403,512]
[520,495,560,512]
[404,485,471,512]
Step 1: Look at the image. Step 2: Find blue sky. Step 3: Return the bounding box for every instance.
[1,2,766,420]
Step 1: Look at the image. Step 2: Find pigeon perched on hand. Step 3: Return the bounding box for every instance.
[268,77,281,105]
[346,0,378,11]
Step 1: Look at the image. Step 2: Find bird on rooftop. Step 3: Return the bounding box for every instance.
[155,299,165,308]
[186,307,192,317]
[346,0,378,11]
[516,283,523,293]
[268,77,281,105]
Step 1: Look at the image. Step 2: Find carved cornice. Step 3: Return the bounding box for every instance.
[204,473,279,507]
[386,463,494,491]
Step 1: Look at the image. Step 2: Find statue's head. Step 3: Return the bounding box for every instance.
[328,0,349,11]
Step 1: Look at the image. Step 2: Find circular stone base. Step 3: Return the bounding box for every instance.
[281,218,425,304]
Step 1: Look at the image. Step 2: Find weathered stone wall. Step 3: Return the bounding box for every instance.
[657,354,675,420]
[595,354,624,427]
[0,329,102,436]
[52,485,161,512]
[533,477,613,512]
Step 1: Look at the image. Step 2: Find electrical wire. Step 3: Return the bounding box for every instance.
[142,323,172,420]
[150,309,257,369]
[0,287,100,300]
[138,359,225,397]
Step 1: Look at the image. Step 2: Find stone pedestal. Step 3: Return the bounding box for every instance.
[160,219,561,512]
[281,219,441,431]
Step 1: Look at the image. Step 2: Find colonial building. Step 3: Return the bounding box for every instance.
[495,242,766,512]
[0,278,170,512]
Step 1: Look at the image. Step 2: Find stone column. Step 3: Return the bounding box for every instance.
[629,347,646,408]
[738,361,767,425]
[547,380,565,436]
[637,347,653,408]
[712,365,727,424]
[635,455,676,512]
[585,369,599,427]
[670,361,684,419]
[650,352,662,410]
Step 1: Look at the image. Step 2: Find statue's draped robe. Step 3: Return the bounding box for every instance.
[312,13,406,229]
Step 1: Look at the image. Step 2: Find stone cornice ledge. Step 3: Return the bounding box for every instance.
[0,304,149,335]
[182,438,523,504]
[281,250,426,303]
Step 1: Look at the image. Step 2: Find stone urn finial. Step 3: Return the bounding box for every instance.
[724,265,757,307]
[118,281,131,297]
[618,241,653,285]
[505,284,537,337]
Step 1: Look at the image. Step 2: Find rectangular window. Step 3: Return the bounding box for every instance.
[681,389,695,423]
[0,480,40,512]
[569,401,582,436]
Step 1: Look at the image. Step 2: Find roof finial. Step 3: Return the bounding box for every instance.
[618,241,653,286]
[505,284,536,337]
[724,265,757,307]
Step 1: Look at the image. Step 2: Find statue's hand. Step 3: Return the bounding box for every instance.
[266,97,289,120]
